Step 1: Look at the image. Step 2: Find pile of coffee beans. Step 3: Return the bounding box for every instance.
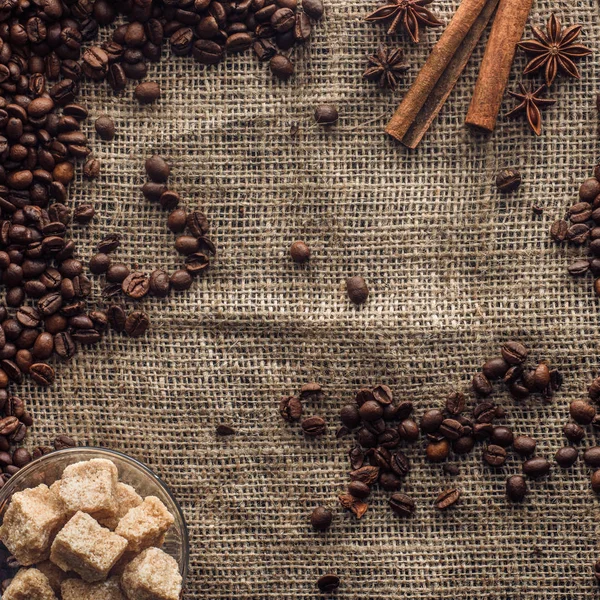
[551,163,600,289]
[89,154,215,302]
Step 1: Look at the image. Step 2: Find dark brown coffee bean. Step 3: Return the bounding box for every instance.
[73,204,95,224]
[397,419,419,442]
[339,404,359,429]
[550,219,569,242]
[426,439,450,463]
[563,422,585,443]
[567,223,591,244]
[570,400,596,425]
[349,466,379,486]
[359,400,383,422]
[501,341,528,365]
[434,488,460,510]
[453,435,475,454]
[314,104,338,125]
[506,475,527,502]
[215,425,235,436]
[122,271,150,299]
[107,305,126,332]
[346,276,368,304]
[29,362,54,386]
[192,40,224,65]
[145,155,170,182]
[317,574,339,593]
[439,418,464,441]
[592,470,600,493]
[54,332,75,360]
[483,444,507,467]
[310,506,332,531]
[106,263,130,284]
[97,234,121,254]
[522,456,550,478]
[555,446,578,468]
[580,178,600,201]
[584,446,600,468]
[95,115,115,140]
[390,450,410,476]
[170,270,193,291]
[482,357,510,380]
[445,391,465,415]
[280,396,302,422]
[301,415,326,436]
[12,448,31,468]
[289,240,311,263]
[54,434,75,449]
[16,306,41,328]
[472,372,492,396]
[589,377,600,401]
[495,168,521,193]
[389,492,415,517]
[149,270,170,297]
[89,253,110,274]
[135,82,160,104]
[303,0,324,19]
[473,401,496,423]
[347,480,370,499]
[270,54,294,79]
[420,409,443,433]
[491,426,513,447]
[513,435,536,455]
[124,311,150,338]
[567,259,590,276]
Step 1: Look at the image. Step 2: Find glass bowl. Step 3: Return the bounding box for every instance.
[0,446,189,583]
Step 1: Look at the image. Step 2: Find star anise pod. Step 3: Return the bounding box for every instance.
[365,0,442,43]
[505,83,556,136]
[517,14,592,87]
[363,46,409,90]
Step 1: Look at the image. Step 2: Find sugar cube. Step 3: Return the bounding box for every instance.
[120,547,182,600]
[0,484,67,565]
[115,496,174,553]
[99,483,143,530]
[61,576,127,600]
[58,459,119,520]
[2,567,58,600]
[50,511,128,582]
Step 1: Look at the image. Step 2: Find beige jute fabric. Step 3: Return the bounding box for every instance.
[17,0,600,597]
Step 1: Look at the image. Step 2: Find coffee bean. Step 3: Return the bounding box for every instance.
[434,488,460,510]
[310,506,332,531]
[453,436,475,454]
[270,54,294,79]
[445,391,465,416]
[570,400,596,425]
[472,372,492,396]
[317,574,339,593]
[555,446,578,468]
[522,456,550,478]
[280,396,302,422]
[149,270,170,298]
[170,270,193,291]
[580,178,600,201]
[491,426,513,448]
[216,425,235,436]
[584,446,600,467]
[495,168,521,193]
[397,418,419,442]
[420,409,443,433]
[29,362,54,386]
[389,493,415,517]
[563,422,585,443]
[145,155,170,182]
[12,448,31,468]
[73,204,95,223]
[513,435,536,455]
[303,0,324,19]
[107,305,126,332]
[135,82,160,104]
[568,259,590,276]
[54,434,76,450]
[589,377,600,401]
[426,439,450,463]
[592,470,600,493]
[439,418,464,441]
[94,115,115,140]
[483,444,507,467]
[301,416,326,436]
[390,450,410,476]
[506,475,527,502]
[89,253,110,275]
[346,276,369,304]
[97,234,121,254]
[550,219,569,242]
[501,341,528,365]
[124,311,150,338]
[359,400,383,422]
[122,271,150,299]
[347,480,370,499]
[473,401,496,424]
[107,263,130,284]
[314,104,338,125]
[349,466,379,486]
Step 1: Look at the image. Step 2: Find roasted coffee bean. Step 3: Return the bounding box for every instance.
[347,480,370,499]
[434,488,460,510]
[97,233,121,254]
[314,104,338,125]
[495,168,521,193]
[348,445,364,470]
[270,54,294,79]
[473,401,496,423]
[568,259,590,276]
[280,396,302,422]
[215,425,235,436]
[584,446,600,468]
[443,463,460,476]
[567,223,591,244]
[506,475,527,502]
[29,362,54,386]
[397,419,419,442]
[135,82,161,104]
[445,391,465,415]
[589,377,600,401]
[472,372,492,396]
[149,270,170,298]
[453,436,475,454]
[349,466,379,486]
[420,409,443,433]
[368,446,390,470]
[301,415,326,436]
[359,400,383,422]
[483,444,507,467]
[390,450,410,477]
[378,428,400,449]
[89,253,110,274]
[107,305,126,332]
[522,456,550,478]
[317,574,339,593]
[95,115,115,140]
[122,271,150,299]
[389,492,415,517]
[379,471,402,491]
[501,341,528,365]
[426,439,450,463]
[439,418,464,441]
[570,400,596,425]
[54,434,76,450]
[145,155,170,182]
[106,263,130,283]
[592,470,600,493]
[550,219,569,242]
[310,506,332,531]
[340,404,360,428]
[555,446,578,468]
[491,426,514,448]
[563,422,585,443]
[124,311,150,338]
[513,435,536,455]
[12,448,31,468]
[338,493,367,518]
[303,0,324,19]
[346,276,368,304]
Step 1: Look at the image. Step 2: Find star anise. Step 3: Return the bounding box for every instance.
[517,14,592,87]
[363,46,409,90]
[365,0,442,43]
[505,83,556,136]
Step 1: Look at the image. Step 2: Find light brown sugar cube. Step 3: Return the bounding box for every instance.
[2,568,58,600]
[58,459,119,519]
[120,547,182,600]
[35,560,68,594]
[99,483,143,530]
[115,496,174,553]
[0,484,67,565]
[61,576,127,600]
[50,511,128,582]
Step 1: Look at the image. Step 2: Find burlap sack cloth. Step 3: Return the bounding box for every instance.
[17,0,600,597]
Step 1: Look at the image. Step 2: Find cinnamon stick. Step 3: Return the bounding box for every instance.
[385,0,494,145]
[465,0,534,132]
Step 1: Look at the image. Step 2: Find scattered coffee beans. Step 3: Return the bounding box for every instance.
[290,241,311,263]
[506,475,527,501]
[310,506,333,531]
[346,276,369,304]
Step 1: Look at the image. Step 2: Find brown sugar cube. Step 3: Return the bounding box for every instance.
[0,484,67,565]
[115,496,174,553]
[35,560,68,595]
[2,568,58,600]
[121,547,182,600]
[61,576,126,600]
[58,459,119,520]
[50,511,128,582]
[98,483,143,530]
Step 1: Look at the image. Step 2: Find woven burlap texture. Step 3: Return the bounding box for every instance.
[17,0,600,597]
